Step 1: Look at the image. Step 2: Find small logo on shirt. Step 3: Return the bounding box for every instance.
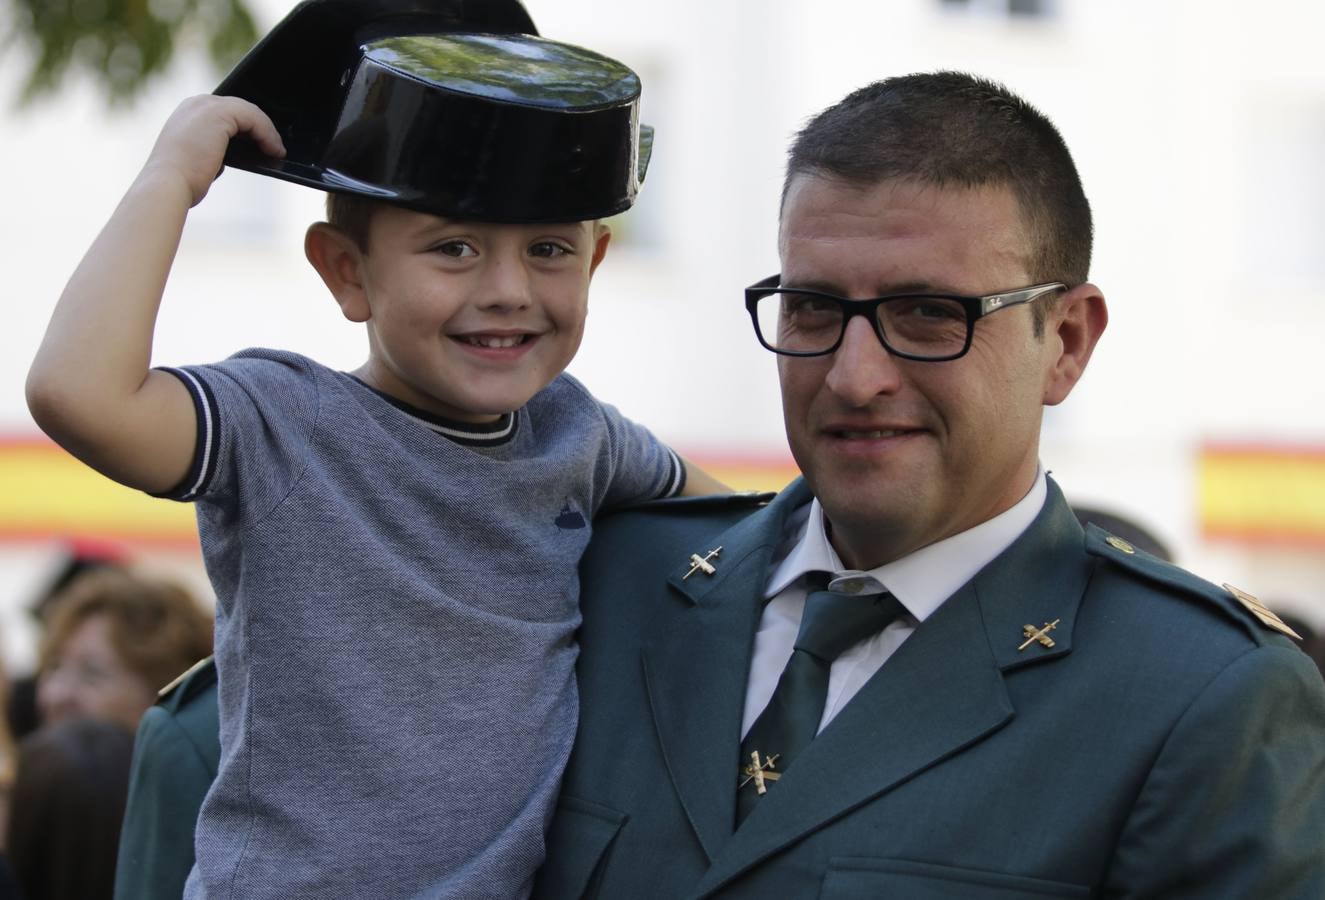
[554,501,586,530]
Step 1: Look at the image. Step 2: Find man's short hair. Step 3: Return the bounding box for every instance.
[784,72,1092,331]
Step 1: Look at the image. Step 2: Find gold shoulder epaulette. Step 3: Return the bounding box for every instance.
[157,655,215,699]
[1222,584,1302,640]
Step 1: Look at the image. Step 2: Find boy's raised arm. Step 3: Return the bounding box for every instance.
[25,96,285,494]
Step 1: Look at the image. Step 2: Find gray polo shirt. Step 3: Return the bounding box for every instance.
[162,348,682,900]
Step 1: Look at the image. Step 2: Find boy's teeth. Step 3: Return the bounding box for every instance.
[464,335,525,348]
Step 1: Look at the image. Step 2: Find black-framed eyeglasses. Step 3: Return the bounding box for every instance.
[744,274,1066,362]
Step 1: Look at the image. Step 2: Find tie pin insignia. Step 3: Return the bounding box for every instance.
[683,546,723,580]
[739,751,781,795]
[1018,619,1060,651]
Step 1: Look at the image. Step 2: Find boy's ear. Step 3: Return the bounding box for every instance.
[305,223,372,323]
[588,222,612,276]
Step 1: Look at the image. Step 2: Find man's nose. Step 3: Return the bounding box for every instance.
[824,315,904,406]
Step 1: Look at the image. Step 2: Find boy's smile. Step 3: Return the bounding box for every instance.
[456,331,536,351]
[309,205,611,423]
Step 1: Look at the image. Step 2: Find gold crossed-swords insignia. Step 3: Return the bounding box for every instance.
[683,546,723,580]
[739,751,781,795]
[1018,618,1061,651]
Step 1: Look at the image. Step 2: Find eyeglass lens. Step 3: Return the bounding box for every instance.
[754,291,968,357]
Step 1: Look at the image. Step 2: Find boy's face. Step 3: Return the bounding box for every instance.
[322,205,610,422]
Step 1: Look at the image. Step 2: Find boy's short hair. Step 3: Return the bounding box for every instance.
[325,192,378,252]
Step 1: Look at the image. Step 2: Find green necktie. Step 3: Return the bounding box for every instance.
[736,583,904,825]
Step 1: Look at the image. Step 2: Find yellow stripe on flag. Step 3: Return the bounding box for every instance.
[1199,445,1325,547]
[0,439,197,547]
[690,456,800,494]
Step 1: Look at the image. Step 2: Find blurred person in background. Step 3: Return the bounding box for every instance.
[5,718,134,900]
[0,645,16,835]
[114,657,217,900]
[36,568,212,733]
[8,569,210,900]
[7,541,129,741]
[0,641,18,898]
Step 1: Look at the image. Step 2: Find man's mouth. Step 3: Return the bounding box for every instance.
[830,428,913,439]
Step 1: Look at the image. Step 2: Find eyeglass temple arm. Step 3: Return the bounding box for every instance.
[978,283,1066,316]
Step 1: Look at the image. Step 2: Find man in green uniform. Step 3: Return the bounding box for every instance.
[533,72,1325,898]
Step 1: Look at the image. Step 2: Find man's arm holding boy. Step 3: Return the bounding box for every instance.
[25,96,284,492]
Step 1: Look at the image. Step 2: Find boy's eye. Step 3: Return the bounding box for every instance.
[432,240,477,258]
[529,241,572,259]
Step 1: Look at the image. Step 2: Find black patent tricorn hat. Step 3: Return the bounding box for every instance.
[216,0,653,222]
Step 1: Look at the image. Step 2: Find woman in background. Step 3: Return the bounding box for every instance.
[35,568,212,732]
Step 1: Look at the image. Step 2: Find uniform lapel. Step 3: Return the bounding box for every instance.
[692,480,1092,897]
[976,483,1092,676]
[642,481,814,863]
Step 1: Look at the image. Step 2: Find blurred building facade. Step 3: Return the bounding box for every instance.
[2,0,1323,670]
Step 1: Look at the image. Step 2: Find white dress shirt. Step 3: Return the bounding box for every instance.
[741,469,1048,738]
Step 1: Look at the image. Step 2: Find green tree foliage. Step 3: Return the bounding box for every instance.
[6,0,259,105]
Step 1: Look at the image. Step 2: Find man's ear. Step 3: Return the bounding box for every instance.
[588,222,612,276]
[1043,283,1108,406]
[305,223,372,323]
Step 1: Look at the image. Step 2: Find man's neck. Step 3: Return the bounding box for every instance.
[767,470,1049,622]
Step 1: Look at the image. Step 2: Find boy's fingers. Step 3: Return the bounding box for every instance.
[238,114,286,158]
[227,97,286,158]
[252,131,287,158]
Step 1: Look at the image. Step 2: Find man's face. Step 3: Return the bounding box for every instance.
[777,175,1075,569]
[348,207,610,422]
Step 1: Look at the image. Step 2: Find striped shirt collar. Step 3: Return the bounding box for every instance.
[348,376,517,447]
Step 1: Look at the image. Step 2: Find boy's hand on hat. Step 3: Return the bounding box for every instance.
[141,95,286,208]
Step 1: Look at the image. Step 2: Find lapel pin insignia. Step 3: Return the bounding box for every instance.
[683,546,723,580]
[1018,618,1061,651]
[739,751,781,795]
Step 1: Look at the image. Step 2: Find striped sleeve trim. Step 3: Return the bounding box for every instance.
[152,367,220,501]
[660,446,686,498]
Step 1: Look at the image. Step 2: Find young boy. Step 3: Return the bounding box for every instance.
[26,4,725,898]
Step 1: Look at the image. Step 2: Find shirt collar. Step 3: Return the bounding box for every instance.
[348,375,518,446]
[764,469,1048,623]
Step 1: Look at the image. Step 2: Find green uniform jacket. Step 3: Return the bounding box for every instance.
[114,657,219,900]
[535,478,1325,899]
